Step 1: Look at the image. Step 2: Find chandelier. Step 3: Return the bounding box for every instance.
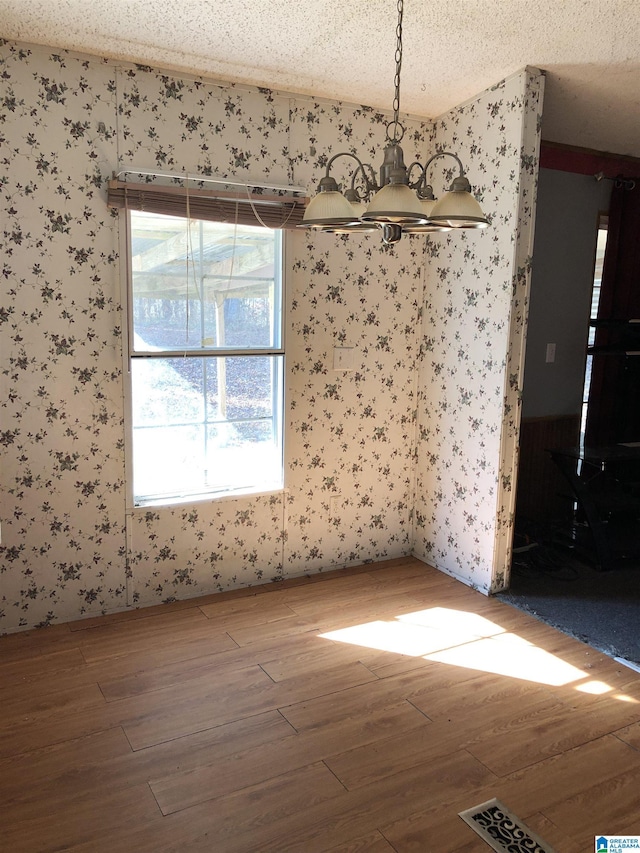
[299,0,489,245]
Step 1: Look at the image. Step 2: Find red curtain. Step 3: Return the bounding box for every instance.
[585,177,640,446]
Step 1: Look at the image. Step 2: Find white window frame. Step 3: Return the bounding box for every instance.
[121,211,285,508]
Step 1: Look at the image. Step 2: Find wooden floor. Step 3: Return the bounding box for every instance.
[2,557,640,852]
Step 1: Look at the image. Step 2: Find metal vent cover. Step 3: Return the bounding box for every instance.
[459,798,558,853]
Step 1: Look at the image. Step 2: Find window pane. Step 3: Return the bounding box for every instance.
[131,355,283,502]
[130,211,281,352]
[206,355,277,420]
[132,357,204,426]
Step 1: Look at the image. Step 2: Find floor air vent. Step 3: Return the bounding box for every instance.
[459,798,557,853]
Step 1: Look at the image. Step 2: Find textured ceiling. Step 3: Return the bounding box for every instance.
[2,0,640,158]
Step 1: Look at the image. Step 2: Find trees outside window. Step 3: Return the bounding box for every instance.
[127,211,284,504]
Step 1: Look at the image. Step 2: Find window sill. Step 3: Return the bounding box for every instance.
[129,484,286,512]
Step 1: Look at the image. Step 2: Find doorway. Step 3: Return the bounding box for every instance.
[504,146,640,667]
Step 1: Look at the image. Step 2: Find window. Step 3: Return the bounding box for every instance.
[580,216,609,446]
[126,211,284,505]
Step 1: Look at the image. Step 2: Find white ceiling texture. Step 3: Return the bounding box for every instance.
[2,0,639,158]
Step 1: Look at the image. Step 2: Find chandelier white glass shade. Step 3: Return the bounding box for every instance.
[299,0,489,246]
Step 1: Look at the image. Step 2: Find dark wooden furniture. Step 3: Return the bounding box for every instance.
[516,415,581,523]
[549,444,640,570]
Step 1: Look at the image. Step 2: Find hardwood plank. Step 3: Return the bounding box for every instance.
[151,700,428,814]
[495,733,640,817]
[616,720,640,749]
[260,571,406,610]
[279,664,485,731]
[382,795,497,852]
[1,712,295,821]
[0,682,106,737]
[118,662,275,748]
[381,734,640,852]
[324,692,562,790]
[199,592,297,620]
[98,643,264,702]
[522,812,582,853]
[100,621,391,702]
[0,782,161,853]
[361,652,439,679]
[282,567,442,616]
[258,636,383,682]
[225,615,321,646]
[362,558,440,583]
[541,764,640,847]
[556,673,640,710]
[0,646,85,689]
[0,727,132,802]
[324,831,397,852]
[283,582,448,623]
[121,660,377,750]
[67,585,264,631]
[65,762,345,853]
[218,749,497,853]
[467,696,640,776]
[0,622,75,661]
[380,780,584,853]
[95,623,241,667]
[117,748,493,853]
[159,761,347,847]
[0,699,121,760]
[76,607,215,663]
[299,589,550,660]
[0,630,238,703]
[409,671,558,722]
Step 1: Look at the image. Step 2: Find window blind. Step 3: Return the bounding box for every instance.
[107,177,307,229]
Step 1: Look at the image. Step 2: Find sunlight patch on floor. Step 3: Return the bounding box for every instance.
[319,607,636,699]
[574,680,612,695]
[321,618,488,657]
[424,632,586,686]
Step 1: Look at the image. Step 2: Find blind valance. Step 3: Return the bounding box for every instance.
[107,176,308,229]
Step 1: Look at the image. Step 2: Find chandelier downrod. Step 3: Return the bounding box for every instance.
[299,0,489,244]
[389,0,404,145]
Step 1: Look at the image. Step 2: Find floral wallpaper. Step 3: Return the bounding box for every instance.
[413,68,545,593]
[494,71,545,593]
[0,37,542,632]
[0,44,126,629]
[284,102,430,576]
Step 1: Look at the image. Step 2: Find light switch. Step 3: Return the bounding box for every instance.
[333,347,355,371]
[545,342,556,363]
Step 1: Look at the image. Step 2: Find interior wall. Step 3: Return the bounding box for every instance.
[413,68,545,593]
[0,40,541,632]
[0,40,429,630]
[522,168,612,419]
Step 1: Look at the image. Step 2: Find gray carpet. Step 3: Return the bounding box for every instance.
[498,540,640,667]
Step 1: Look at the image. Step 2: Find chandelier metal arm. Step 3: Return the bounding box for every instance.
[423,150,465,176]
[324,151,379,197]
[406,160,429,193]
[349,164,377,201]
[406,151,467,193]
